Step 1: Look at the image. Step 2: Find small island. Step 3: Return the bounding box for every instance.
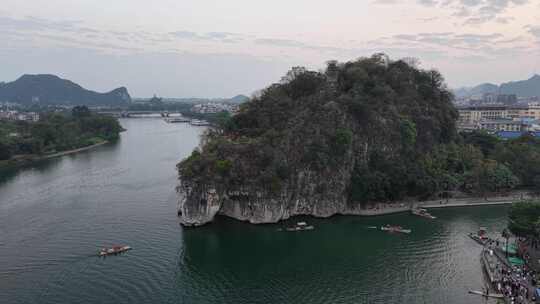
[177,54,540,226]
[0,105,123,167]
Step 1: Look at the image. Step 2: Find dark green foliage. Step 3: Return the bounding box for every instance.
[350,167,392,202]
[400,120,417,152]
[332,128,353,156]
[281,67,326,99]
[72,105,91,119]
[215,111,236,131]
[178,54,540,206]
[215,159,232,175]
[493,135,540,188]
[0,141,12,160]
[508,200,540,236]
[462,131,499,156]
[0,109,122,159]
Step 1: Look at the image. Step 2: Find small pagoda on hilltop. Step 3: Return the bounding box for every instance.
[148,94,163,104]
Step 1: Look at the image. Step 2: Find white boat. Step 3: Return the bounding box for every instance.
[468,290,504,299]
[190,119,210,126]
[166,117,190,123]
[381,225,411,234]
[98,245,132,257]
[285,222,315,232]
[411,208,437,219]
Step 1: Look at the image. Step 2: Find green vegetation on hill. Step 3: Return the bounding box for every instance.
[178,54,540,206]
[0,74,131,105]
[508,200,540,237]
[0,106,122,161]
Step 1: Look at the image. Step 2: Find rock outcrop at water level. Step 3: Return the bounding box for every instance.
[177,54,459,226]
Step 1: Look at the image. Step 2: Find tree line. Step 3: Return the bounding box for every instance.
[0,106,122,161]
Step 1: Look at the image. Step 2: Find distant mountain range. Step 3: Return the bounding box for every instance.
[228,94,249,104]
[136,94,249,104]
[455,75,540,98]
[0,74,131,106]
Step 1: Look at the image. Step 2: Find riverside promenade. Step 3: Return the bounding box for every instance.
[356,191,533,216]
[420,191,531,209]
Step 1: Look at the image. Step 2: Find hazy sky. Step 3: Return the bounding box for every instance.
[1,0,540,97]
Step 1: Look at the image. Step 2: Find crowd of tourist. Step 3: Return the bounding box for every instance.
[484,239,538,304]
[498,265,536,303]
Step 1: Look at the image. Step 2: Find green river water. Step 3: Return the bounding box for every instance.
[1,118,508,304]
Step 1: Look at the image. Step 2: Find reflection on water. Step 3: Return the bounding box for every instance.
[179,208,509,304]
[0,140,121,186]
[1,118,509,304]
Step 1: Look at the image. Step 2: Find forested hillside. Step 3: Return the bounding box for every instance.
[177,54,540,226]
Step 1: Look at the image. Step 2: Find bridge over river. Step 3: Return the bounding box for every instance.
[97,110,184,118]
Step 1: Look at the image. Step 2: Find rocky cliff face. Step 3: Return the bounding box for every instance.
[177,55,458,226]
[177,101,357,225]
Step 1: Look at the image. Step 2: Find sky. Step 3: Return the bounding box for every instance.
[1,0,540,98]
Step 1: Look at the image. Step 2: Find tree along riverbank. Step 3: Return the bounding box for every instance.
[355,190,533,216]
[0,139,110,169]
[0,106,122,168]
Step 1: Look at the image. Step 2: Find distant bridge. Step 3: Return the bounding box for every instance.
[96,110,183,118]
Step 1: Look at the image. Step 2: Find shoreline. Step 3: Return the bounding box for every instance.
[0,140,109,169]
[350,192,532,217]
[41,141,109,159]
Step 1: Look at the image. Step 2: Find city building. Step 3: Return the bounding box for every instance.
[191,103,239,114]
[478,119,522,132]
[458,104,540,124]
[0,110,40,122]
[458,105,508,124]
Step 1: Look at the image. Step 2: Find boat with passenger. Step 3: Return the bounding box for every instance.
[468,289,504,299]
[468,227,488,245]
[411,208,436,219]
[165,117,190,123]
[190,119,210,126]
[98,245,132,257]
[381,225,411,234]
[285,222,314,232]
[481,248,502,285]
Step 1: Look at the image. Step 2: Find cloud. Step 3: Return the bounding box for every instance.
[417,17,439,22]
[0,15,81,32]
[169,31,245,43]
[526,25,540,39]
[389,32,503,49]
[254,38,306,47]
[418,0,438,6]
[416,0,530,24]
[372,0,400,4]
[169,30,199,39]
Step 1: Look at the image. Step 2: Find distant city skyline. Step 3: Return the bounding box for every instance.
[1,0,539,97]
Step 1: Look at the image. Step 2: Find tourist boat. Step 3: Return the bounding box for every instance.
[190,119,210,126]
[468,290,504,299]
[411,208,436,219]
[381,225,411,234]
[98,245,132,257]
[285,222,315,232]
[468,227,489,245]
[481,248,502,285]
[165,117,190,123]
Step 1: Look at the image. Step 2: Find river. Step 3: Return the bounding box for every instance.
[1,118,509,304]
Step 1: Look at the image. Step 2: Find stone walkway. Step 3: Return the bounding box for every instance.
[355,191,534,217]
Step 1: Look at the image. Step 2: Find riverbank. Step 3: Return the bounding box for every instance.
[351,191,533,217]
[0,140,109,169]
[41,141,109,159]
